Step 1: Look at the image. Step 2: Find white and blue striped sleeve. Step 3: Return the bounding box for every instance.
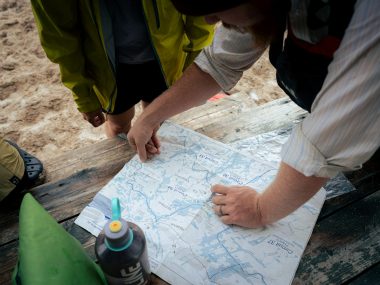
[281,0,380,178]
[195,25,266,91]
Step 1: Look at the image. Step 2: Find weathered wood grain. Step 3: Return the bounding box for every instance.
[1,97,379,285]
[0,137,134,245]
[4,183,377,285]
[194,98,306,143]
[42,136,132,183]
[0,162,129,245]
[321,152,380,219]
[0,98,304,284]
[1,98,303,245]
[348,261,380,285]
[293,190,380,284]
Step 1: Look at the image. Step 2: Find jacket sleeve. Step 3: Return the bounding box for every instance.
[30,0,101,113]
[182,16,215,70]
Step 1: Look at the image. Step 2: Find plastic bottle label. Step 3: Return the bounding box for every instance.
[106,261,149,285]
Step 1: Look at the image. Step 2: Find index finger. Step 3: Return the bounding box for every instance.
[128,136,148,162]
[136,143,148,162]
[211,184,230,195]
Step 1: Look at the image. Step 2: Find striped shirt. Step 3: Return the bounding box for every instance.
[195,0,380,178]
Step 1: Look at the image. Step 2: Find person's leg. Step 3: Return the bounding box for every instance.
[104,106,135,138]
[140,60,168,107]
[105,60,166,137]
[104,63,142,138]
[139,61,168,154]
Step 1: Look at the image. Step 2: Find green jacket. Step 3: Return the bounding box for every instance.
[31,0,214,113]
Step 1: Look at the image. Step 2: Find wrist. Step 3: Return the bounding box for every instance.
[140,100,169,127]
[255,193,266,227]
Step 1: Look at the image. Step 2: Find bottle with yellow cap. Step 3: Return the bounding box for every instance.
[95,198,151,285]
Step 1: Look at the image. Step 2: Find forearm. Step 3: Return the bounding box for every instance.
[259,162,328,225]
[140,63,221,126]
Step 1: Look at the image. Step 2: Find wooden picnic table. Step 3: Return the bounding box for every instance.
[1,97,379,285]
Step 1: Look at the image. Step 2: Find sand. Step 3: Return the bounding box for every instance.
[0,0,285,162]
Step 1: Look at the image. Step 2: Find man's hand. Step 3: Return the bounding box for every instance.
[127,118,161,162]
[211,184,264,228]
[211,163,328,228]
[81,109,105,127]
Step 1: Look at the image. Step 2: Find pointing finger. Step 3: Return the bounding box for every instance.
[137,143,147,162]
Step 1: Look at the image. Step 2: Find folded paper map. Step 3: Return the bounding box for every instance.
[76,122,325,285]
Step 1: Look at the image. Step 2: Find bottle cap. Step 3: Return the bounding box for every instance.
[109,220,122,233]
[104,198,133,251]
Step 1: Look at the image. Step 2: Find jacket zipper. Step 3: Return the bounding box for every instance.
[141,0,168,87]
[152,0,160,29]
[94,0,117,113]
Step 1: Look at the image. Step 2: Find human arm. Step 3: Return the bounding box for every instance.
[30,0,101,114]
[211,0,380,228]
[128,63,221,161]
[128,25,266,160]
[212,162,328,228]
[281,0,380,178]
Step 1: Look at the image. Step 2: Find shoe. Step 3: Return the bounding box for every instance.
[5,140,44,187]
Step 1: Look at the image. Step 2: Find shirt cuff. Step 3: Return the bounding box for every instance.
[281,125,360,178]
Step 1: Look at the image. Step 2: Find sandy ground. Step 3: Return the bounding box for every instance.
[0,0,285,162]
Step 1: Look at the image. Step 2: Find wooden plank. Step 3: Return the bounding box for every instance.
[2,97,378,284]
[0,242,18,285]
[4,184,378,285]
[321,179,379,219]
[320,152,380,218]
[347,261,380,285]
[195,98,307,143]
[171,95,246,126]
[3,182,375,285]
[171,92,261,129]
[0,98,304,284]
[42,136,131,183]
[0,137,134,244]
[293,190,380,284]
[0,219,168,285]
[1,98,301,245]
[0,160,131,245]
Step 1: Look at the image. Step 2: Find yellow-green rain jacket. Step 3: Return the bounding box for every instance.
[30,0,214,113]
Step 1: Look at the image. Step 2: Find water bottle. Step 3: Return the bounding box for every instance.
[95,198,151,285]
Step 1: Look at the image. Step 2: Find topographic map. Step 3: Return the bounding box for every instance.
[75,122,326,285]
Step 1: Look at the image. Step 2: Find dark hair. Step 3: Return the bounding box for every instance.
[170,0,248,16]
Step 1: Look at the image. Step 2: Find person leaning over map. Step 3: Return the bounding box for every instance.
[127,0,380,228]
[30,0,214,138]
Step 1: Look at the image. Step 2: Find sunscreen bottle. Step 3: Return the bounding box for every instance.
[95,198,150,285]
